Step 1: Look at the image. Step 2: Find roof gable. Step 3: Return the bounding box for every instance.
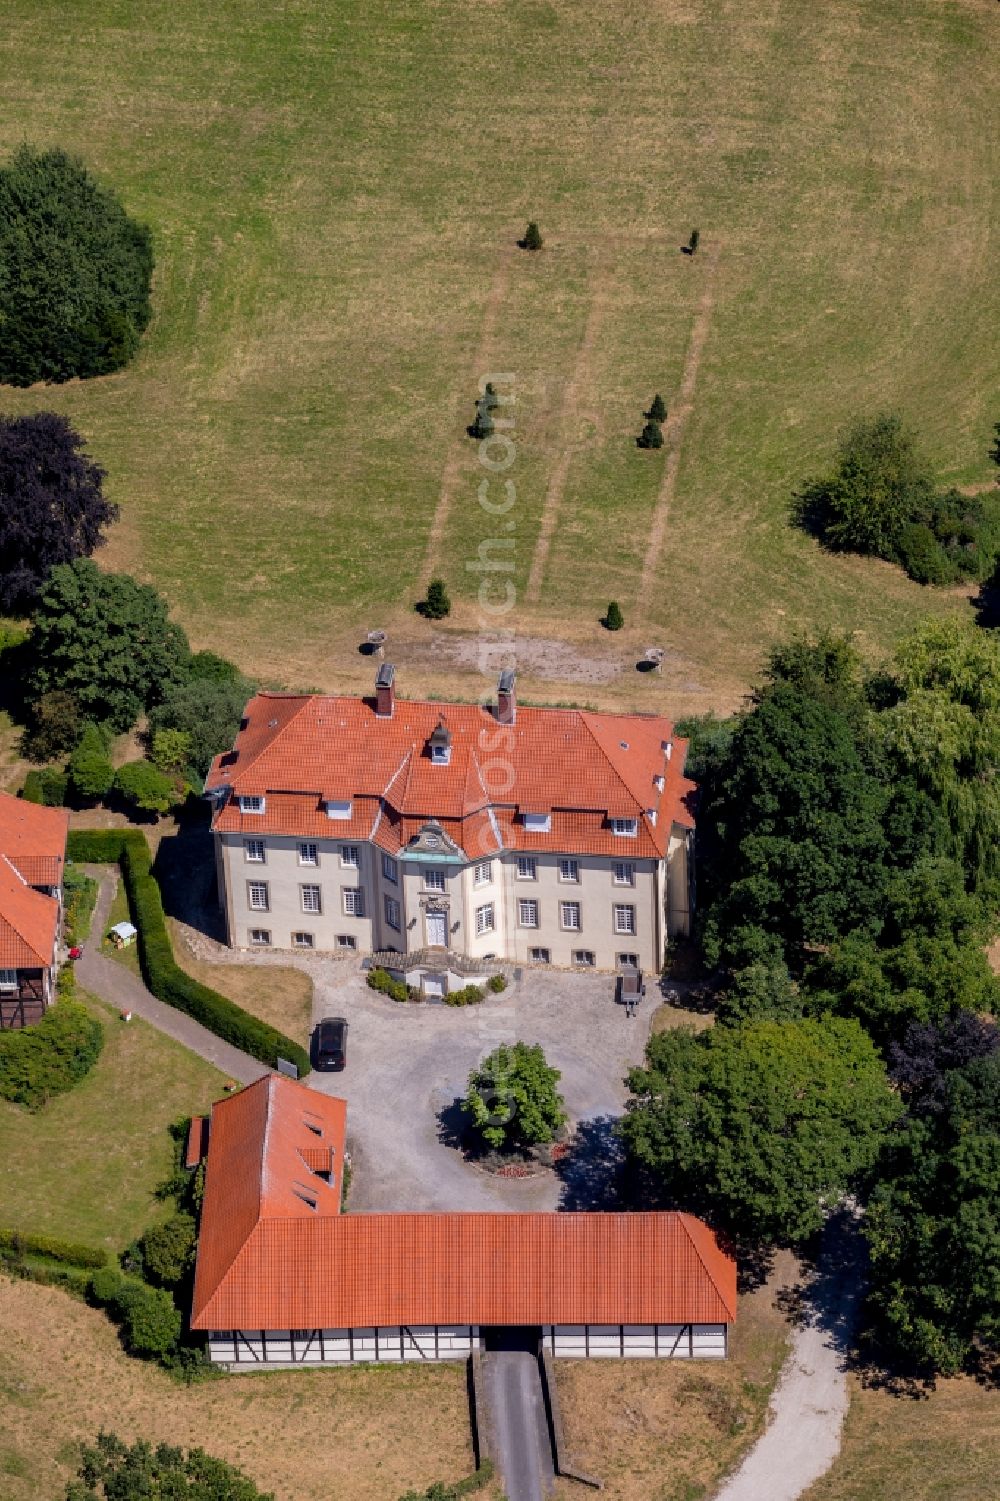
[0,857,59,968]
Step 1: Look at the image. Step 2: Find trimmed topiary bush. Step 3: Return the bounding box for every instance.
[114,759,175,816]
[0,145,153,386]
[68,722,115,801]
[443,983,484,1007]
[420,578,451,619]
[487,973,508,994]
[367,966,410,1003]
[521,221,543,251]
[604,601,624,631]
[65,829,310,1076]
[637,420,663,450]
[647,393,667,423]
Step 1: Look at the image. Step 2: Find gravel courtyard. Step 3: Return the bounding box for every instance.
[177,914,655,1211]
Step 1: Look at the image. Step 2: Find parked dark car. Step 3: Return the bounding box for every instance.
[314,1016,348,1071]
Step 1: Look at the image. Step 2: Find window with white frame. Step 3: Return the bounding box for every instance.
[424,868,446,893]
[614,904,636,935]
[298,842,318,866]
[518,898,539,928]
[474,860,492,886]
[326,800,352,820]
[244,839,265,863]
[247,881,269,912]
[516,856,537,880]
[529,947,551,964]
[382,852,398,884]
[340,845,359,868]
[559,858,579,882]
[384,896,401,930]
[300,884,322,915]
[475,903,495,935]
[293,932,315,949]
[611,817,638,837]
[0,969,17,993]
[249,929,271,946]
[336,934,357,951]
[560,901,581,931]
[239,795,265,814]
[342,887,365,917]
[573,949,596,967]
[523,812,551,833]
[617,952,640,969]
[613,861,635,886]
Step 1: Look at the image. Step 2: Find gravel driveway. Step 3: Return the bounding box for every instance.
[176,922,653,1212]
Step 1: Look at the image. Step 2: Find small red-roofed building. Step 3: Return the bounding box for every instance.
[191,1074,736,1367]
[204,668,696,987]
[0,791,69,1027]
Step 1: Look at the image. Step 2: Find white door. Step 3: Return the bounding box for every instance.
[426,912,447,947]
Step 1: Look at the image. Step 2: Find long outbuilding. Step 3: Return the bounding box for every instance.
[191,1075,737,1366]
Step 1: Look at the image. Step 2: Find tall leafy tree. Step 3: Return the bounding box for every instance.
[28,560,189,733]
[0,145,153,386]
[463,1042,566,1152]
[0,412,118,613]
[797,412,935,558]
[699,679,888,969]
[622,1017,900,1245]
[865,1052,1000,1374]
[148,673,253,778]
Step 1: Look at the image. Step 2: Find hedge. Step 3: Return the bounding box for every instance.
[0,1228,107,1268]
[67,829,310,1077]
[0,979,104,1109]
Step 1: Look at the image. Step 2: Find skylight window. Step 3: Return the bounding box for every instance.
[291,1185,318,1211]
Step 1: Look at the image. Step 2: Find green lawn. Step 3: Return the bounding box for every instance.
[1,0,997,713]
[0,992,226,1250]
[100,877,142,977]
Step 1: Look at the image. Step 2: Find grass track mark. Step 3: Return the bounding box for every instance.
[638,244,722,611]
[526,262,609,604]
[418,246,515,592]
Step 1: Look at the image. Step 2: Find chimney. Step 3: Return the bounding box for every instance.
[497,668,516,725]
[375,662,395,719]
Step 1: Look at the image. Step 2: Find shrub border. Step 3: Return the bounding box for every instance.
[67,829,310,1077]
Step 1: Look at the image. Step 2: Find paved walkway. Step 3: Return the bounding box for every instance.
[77,869,269,1087]
[712,1210,864,1501]
[481,1350,554,1501]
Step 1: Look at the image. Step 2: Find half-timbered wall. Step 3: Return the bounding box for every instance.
[207,1322,727,1365]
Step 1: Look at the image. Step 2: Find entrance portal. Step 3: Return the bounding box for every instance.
[481,1325,542,1354]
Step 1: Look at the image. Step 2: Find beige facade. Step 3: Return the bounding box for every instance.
[216,821,693,974]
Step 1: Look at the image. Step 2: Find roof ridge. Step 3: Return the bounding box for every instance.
[226,695,313,785]
[677,1212,737,1319]
[577,714,645,814]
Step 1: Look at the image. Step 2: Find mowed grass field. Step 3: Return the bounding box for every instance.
[2,0,998,713]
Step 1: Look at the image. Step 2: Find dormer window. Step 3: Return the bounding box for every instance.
[326,799,352,820]
[522,812,551,833]
[654,774,665,792]
[239,795,265,814]
[646,809,657,826]
[611,817,638,837]
[292,1185,318,1211]
[428,720,452,765]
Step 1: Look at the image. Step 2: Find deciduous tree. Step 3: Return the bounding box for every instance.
[66,1431,272,1500]
[0,412,118,613]
[0,145,153,386]
[114,760,175,816]
[28,561,189,733]
[463,1041,566,1152]
[622,1017,900,1245]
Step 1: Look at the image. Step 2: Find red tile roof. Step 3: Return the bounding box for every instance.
[206,691,696,860]
[0,791,68,889]
[191,1076,736,1332]
[0,857,59,969]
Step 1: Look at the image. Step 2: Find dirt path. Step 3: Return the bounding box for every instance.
[712,1209,864,1501]
[638,243,722,610]
[418,247,515,591]
[526,265,608,603]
